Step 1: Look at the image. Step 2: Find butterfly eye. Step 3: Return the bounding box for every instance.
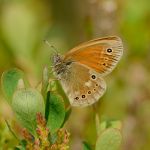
[91,75,96,79]
[107,48,112,53]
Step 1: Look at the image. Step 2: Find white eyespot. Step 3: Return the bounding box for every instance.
[75,91,80,95]
[85,80,92,87]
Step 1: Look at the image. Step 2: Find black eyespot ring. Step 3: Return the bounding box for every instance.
[107,48,112,53]
[91,75,96,79]
[88,91,91,94]
[82,95,86,98]
[94,89,96,91]
[103,63,106,66]
[96,84,98,86]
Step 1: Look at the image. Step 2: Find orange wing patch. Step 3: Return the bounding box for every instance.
[65,45,105,72]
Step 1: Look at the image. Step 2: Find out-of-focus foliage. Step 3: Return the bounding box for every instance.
[95,128,122,150]
[0,0,150,149]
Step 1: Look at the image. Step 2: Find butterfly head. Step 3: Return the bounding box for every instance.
[44,40,62,66]
[52,53,65,76]
[52,53,63,66]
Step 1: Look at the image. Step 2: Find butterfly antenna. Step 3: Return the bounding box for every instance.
[43,39,58,54]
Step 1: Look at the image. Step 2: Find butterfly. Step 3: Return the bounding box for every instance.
[51,36,123,107]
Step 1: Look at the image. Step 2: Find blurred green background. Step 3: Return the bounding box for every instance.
[0,0,150,149]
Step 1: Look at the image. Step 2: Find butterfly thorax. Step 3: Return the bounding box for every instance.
[52,54,72,77]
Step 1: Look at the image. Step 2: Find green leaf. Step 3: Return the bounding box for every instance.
[12,88,45,135]
[20,140,27,150]
[15,140,27,150]
[47,92,65,133]
[96,128,122,150]
[83,141,92,150]
[110,121,122,130]
[45,91,50,121]
[1,68,26,104]
[48,79,58,92]
[41,66,50,100]
[61,107,72,127]
[99,120,122,134]
[14,147,21,150]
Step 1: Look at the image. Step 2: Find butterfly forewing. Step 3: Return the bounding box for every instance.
[64,36,123,76]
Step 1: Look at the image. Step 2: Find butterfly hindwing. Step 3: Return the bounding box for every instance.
[59,62,106,107]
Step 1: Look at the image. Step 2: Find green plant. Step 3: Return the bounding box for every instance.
[1,68,122,150]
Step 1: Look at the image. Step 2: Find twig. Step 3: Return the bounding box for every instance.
[92,103,101,136]
[5,119,19,141]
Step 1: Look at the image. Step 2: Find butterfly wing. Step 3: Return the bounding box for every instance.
[59,62,106,107]
[64,36,123,76]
